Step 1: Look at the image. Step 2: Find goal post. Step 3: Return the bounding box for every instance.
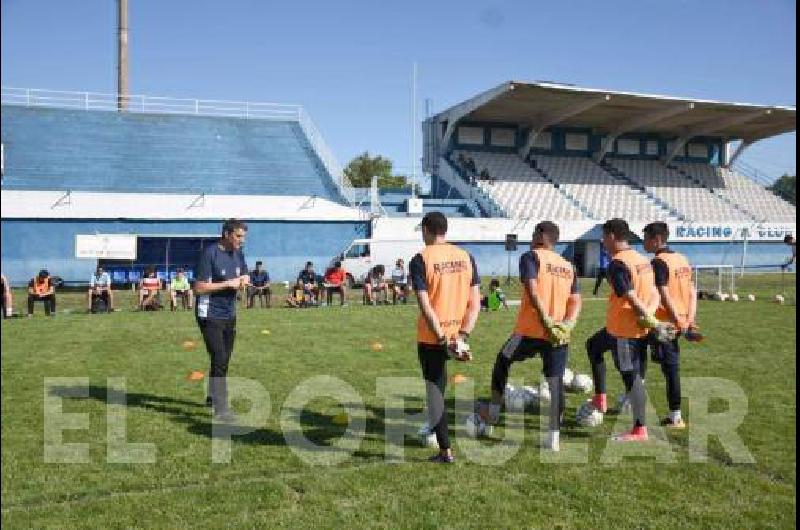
[694,265,736,296]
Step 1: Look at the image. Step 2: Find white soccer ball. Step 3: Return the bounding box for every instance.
[730,293,739,302]
[576,400,604,427]
[562,368,575,386]
[775,294,785,304]
[570,374,593,394]
[521,385,539,405]
[503,384,516,401]
[283,280,290,288]
[720,292,730,302]
[464,412,492,438]
[747,294,756,302]
[505,388,528,412]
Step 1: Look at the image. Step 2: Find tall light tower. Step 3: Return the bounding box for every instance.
[118,0,129,111]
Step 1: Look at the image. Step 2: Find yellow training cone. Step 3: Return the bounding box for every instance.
[187,370,205,381]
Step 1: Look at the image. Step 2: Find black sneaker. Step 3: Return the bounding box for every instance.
[428,453,455,464]
[659,417,686,429]
[205,396,213,407]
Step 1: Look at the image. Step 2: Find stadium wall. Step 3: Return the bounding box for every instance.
[0,219,368,285]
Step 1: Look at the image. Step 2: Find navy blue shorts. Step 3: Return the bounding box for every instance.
[500,335,568,378]
[611,336,649,374]
[650,337,680,365]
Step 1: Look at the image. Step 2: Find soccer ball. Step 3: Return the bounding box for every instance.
[747,294,756,302]
[570,374,593,394]
[465,413,492,438]
[576,400,604,427]
[775,294,785,304]
[714,291,724,301]
[539,380,551,402]
[562,368,575,386]
[521,385,539,404]
[730,293,739,302]
[505,388,528,412]
[417,423,439,448]
[720,292,730,302]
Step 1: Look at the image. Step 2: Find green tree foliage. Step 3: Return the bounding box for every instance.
[769,174,796,205]
[344,152,409,189]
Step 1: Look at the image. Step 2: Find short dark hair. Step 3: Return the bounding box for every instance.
[38,269,49,278]
[222,219,248,237]
[305,261,313,268]
[535,221,560,243]
[785,234,794,244]
[373,264,385,275]
[490,278,500,288]
[176,267,184,273]
[334,261,342,268]
[421,212,448,236]
[602,218,632,240]
[643,221,670,240]
[255,261,263,266]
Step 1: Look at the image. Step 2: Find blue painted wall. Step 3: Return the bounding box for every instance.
[1,105,344,201]
[0,219,368,285]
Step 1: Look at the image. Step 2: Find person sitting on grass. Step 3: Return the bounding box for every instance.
[247,261,271,308]
[391,258,409,304]
[1,273,13,318]
[27,269,56,317]
[480,278,509,311]
[169,268,194,311]
[87,266,114,313]
[365,264,389,305]
[298,262,320,306]
[138,268,163,310]
[285,279,307,308]
[324,261,348,306]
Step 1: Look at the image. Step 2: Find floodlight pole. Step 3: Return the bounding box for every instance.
[411,61,418,198]
[117,0,129,111]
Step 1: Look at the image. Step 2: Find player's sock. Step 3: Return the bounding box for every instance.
[630,373,646,428]
[669,410,682,422]
[591,393,607,413]
[545,430,560,451]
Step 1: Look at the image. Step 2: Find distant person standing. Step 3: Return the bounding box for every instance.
[409,212,481,463]
[593,244,611,296]
[781,234,796,270]
[194,219,250,422]
[1,273,12,318]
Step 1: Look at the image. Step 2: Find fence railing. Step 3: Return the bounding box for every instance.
[1,86,355,206]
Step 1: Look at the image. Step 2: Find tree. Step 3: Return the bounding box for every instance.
[769,174,796,205]
[344,152,409,189]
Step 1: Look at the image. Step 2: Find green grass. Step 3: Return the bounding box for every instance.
[1,275,796,529]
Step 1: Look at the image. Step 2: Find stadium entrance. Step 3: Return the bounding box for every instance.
[99,235,216,286]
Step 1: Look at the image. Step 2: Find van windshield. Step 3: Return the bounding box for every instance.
[345,243,370,259]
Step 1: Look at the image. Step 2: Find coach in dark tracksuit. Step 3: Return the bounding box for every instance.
[194,219,249,422]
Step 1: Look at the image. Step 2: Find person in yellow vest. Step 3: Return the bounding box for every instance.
[480,221,582,452]
[409,212,481,463]
[27,269,56,317]
[602,218,664,442]
[643,222,698,429]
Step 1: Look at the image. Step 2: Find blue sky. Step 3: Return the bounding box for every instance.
[2,0,796,181]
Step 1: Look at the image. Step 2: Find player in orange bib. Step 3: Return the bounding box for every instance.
[409,212,481,464]
[602,219,662,442]
[481,221,582,452]
[643,222,698,429]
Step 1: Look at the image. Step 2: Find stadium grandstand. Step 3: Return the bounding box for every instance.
[0,81,795,284]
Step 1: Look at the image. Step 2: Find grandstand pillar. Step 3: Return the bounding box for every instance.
[724,140,752,168]
[117,0,129,111]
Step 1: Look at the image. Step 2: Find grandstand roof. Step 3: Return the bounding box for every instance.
[432,81,796,141]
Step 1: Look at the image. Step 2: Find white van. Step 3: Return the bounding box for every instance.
[334,238,424,287]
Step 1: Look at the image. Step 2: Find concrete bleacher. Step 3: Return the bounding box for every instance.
[1,105,344,201]
[532,155,677,221]
[453,150,588,220]
[607,159,753,222]
[674,162,796,223]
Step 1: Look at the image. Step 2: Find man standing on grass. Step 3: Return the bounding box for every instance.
[643,222,698,429]
[781,234,795,271]
[409,212,481,463]
[194,219,249,423]
[601,218,663,442]
[480,221,582,452]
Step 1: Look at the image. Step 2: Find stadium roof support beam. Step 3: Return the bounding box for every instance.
[593,103,695,162]
[723,139,753,168]
[519,95,610,159]
[664,110,770,165]
[439,83,514,154]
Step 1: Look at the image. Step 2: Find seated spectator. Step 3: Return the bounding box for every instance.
[457,153,467,173]
[323,261,348,306]
[364,264,389,305]
[466,157,477,175]
[28,269,56,317]
[87,266,114,313]
[247,261,271,308]
[285,279,306,308]
[481,278,509,311]
[479,168,491,181]
[298,261,320,305]
[390,258,409,305]
[169,268,194,311]
[138,268,163,310]
[1,273,13,318]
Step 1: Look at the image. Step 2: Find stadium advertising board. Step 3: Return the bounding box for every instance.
[75,234,137,259]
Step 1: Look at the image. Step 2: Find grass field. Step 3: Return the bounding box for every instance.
[1,274,796,529]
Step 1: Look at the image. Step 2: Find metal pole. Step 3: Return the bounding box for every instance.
[117,0,129,111]
[411,61,417,198]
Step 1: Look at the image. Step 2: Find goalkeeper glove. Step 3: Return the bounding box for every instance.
[549,319,576,347]
[449,332,472,361]
[685,324,704,343]
[637,313,660,330]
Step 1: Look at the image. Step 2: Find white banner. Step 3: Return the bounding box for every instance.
[76,234,137,260]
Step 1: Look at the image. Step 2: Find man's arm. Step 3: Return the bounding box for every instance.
[416,291,445,341]
[194,278,240,295]
[524,278,553,327]
[460,284,482,335]
[656,285,682,326]
[687,285,698,327]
